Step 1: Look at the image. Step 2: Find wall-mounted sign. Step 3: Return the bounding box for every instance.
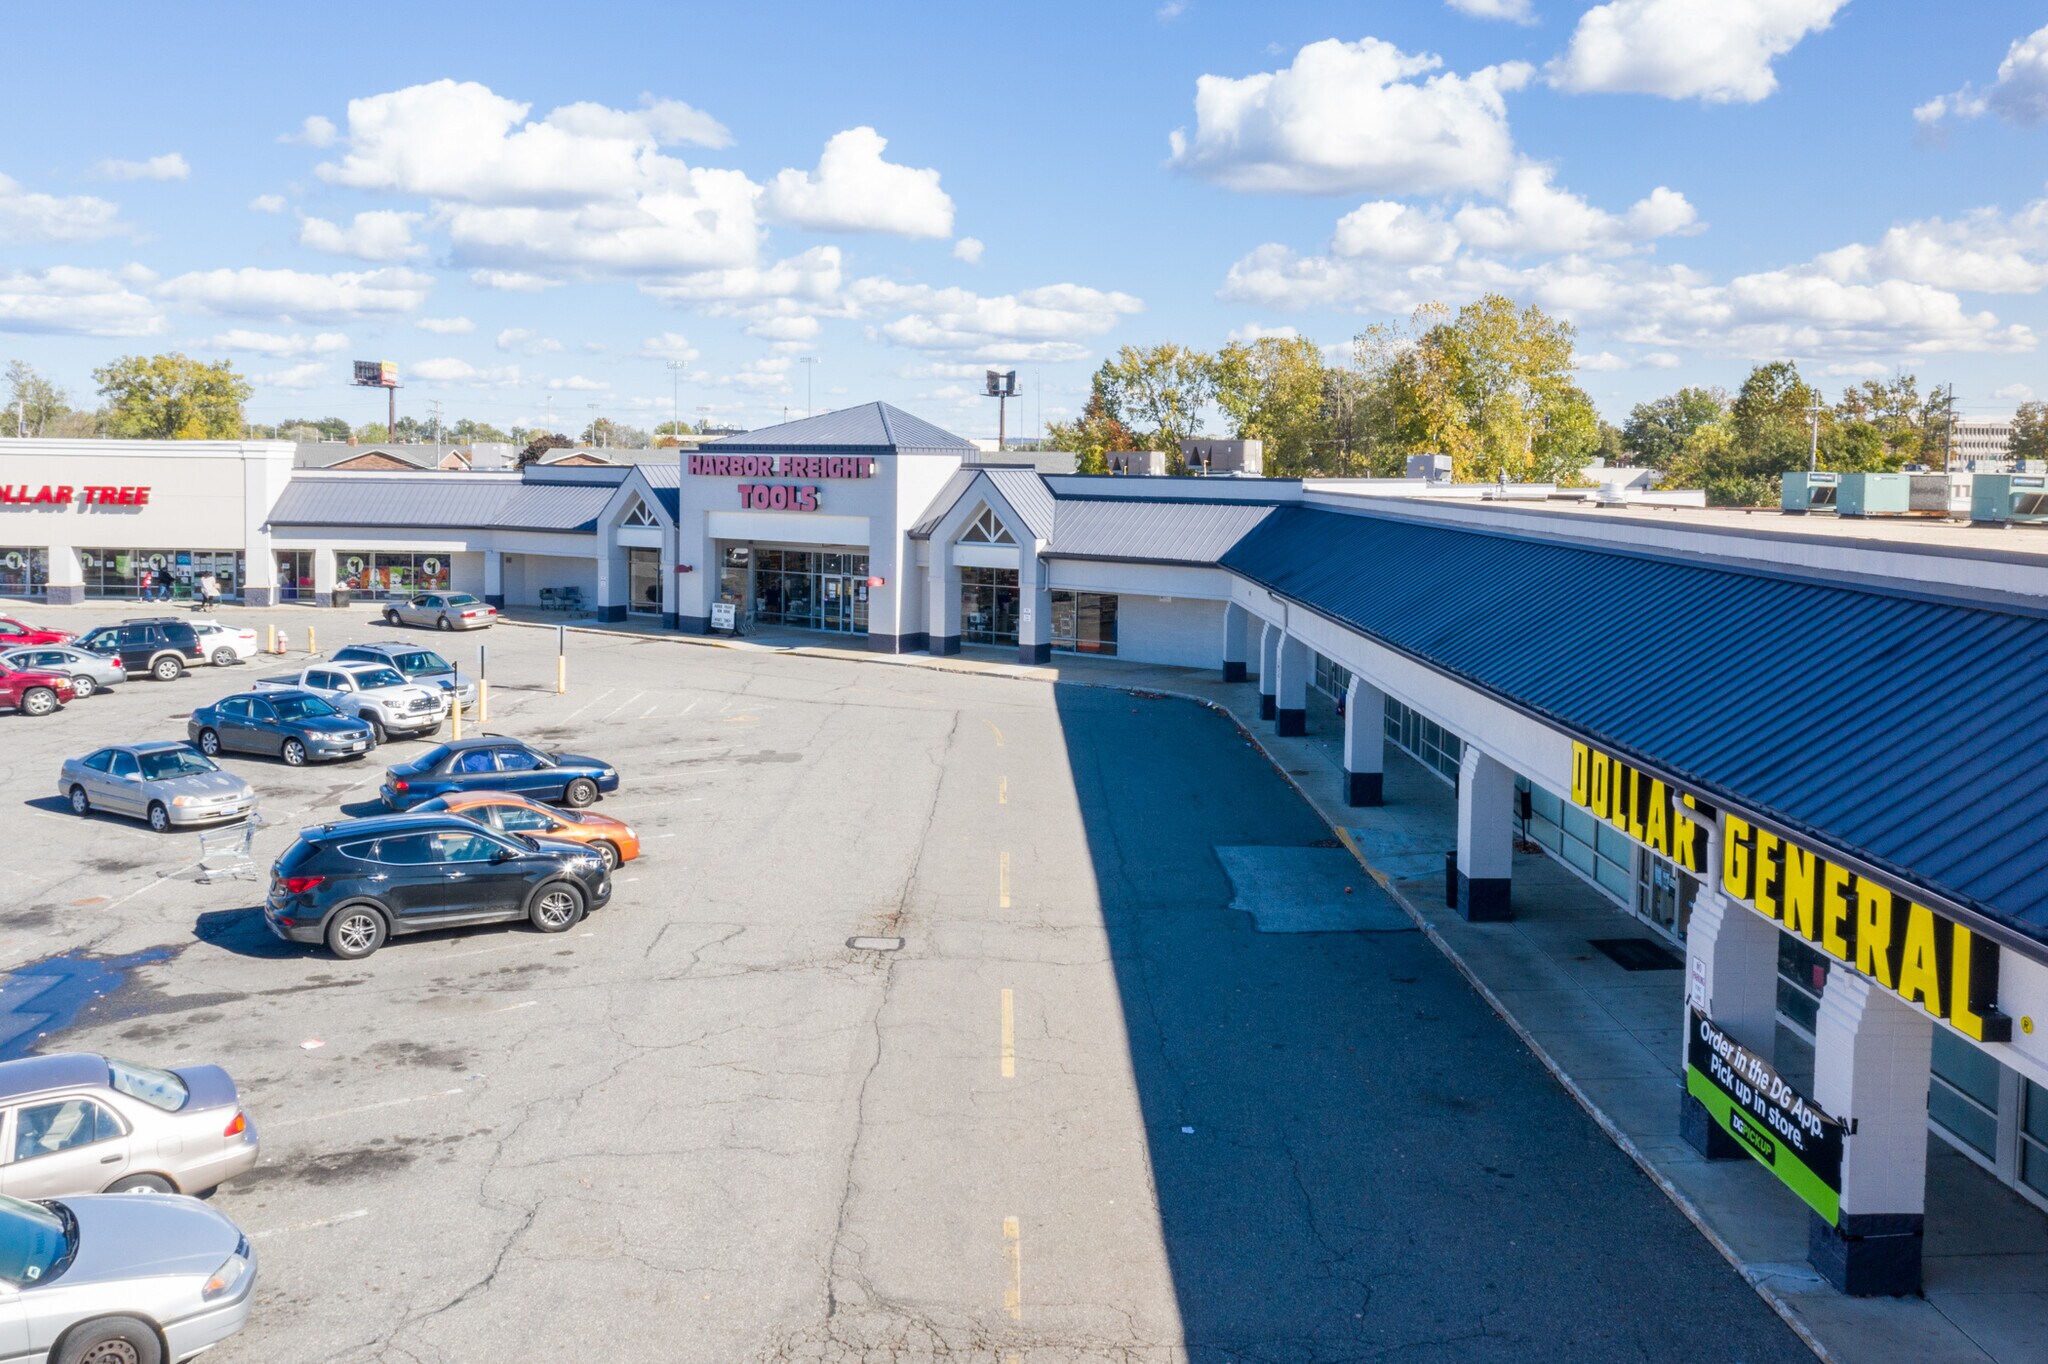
[1569,741,1714,873]
[689,454,872,479]
[1722,813,2011,1042]
[736,484,820,512]
[1685,1009,1846,1224]
[0,485,152,508]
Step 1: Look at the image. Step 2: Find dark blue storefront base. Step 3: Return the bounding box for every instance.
[1810,1212,1923,1297]
[1456,873,1512,923]
[1678,1092,1745,1160]
[600,604,627,623]
[1275,707,1305,737]
[1345,770,1382,807]
[46,584,83,606]
[1018,642,1051,665]
[930,635,961,656]
[1223,660,1247,683]
[485,593,506,609]
[867,632,927,655]
[1259,694,1277,721]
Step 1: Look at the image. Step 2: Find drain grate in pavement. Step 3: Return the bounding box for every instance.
[847,936,904,952]
[1589,937,1684,971]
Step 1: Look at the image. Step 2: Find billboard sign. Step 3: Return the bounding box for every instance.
[353,360,399,388]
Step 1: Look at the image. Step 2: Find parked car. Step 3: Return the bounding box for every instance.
[59,742,257,833]
[0,1190,256,1362]
[251,661,445,743]
[331,642,477,709]
[73,619,205,682]
[0,1053,258,1198]
[0,615,72,647]
[380,737,619,811]
[189,621,259,668]
[0,661,77,717]
[383,591,497,632]
[414,791,640,870]
[189,690,376,766]
[264,811,612,958]
[0,646,125,700]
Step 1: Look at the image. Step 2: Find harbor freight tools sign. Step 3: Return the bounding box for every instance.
[688,454,875,514]
[1569,741,1715,873]
[1722,813,2012,1043]
[1685,1009,1846,1224]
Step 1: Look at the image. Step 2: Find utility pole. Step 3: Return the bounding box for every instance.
[428,399,443,457]
[587,402,602,448]
[799,356,820,418]
[1804,389,1826,473]
[1945,383,1958,470]
[667,360,687,442]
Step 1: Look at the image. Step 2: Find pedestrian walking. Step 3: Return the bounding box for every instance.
[137,567,154,603]
[197,572,220,612]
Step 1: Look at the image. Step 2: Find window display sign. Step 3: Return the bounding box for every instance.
[1685,1009,1846,1224]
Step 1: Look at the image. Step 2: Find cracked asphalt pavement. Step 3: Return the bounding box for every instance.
[0,608,1815,1362]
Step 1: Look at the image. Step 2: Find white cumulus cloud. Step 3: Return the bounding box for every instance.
[953,236,985,264]
[1169,37,1532,195]
[1995,383,2035,401]
[1917,24,2048,127]
[1549,0,1848,104]
[155,266,433,321]
[637,332,700,361]
[201,329,350,357]
[0,265,164,336]
[745,315,820,343]
[470,269,560,292]
[642,246,843,306]
[298,210,427,262]
[416,316,475,334]
[1811,198,2048,294]
[497,327,563,354]
[850,279,1145,362]
[764,127,954,238]
[281,115,338,147]
[1447,0,1535,23]
[91,152,191,182]
[252,361,330,390]
[0,173,125,244]
[248,194,286,214]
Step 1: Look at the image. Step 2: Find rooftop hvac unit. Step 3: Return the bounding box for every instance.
[1971,473,2048,526]
[1836,472,1913,517]
[1780,470,1838,513]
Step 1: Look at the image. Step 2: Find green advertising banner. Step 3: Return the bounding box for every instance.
[1685,1009,1846,1225]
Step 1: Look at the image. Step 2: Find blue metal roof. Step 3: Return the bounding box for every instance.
[266,477,607,533]
[705,401,975,453]
[1049,498,1275,565]
[980,468,1056,542]
[1221,505,2048,947]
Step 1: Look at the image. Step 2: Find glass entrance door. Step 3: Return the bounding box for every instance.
[627,548,661,616]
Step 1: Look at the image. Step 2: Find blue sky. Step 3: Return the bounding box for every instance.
[2,2,2044,440]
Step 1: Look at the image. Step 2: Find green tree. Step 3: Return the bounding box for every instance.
[278,416,352,441]
[2011,401,2048,462]
[517,432,572,467]
[4,361,70,436]
[1622,387,1728,466]
[1357,295,1597,483]
[1208,336,1327,476]
[93,353,250,439]
[1044,379,1136,475]
[1093,343,1213,461]
[1834,374,1926,466]
[581,417,647,448]
[448,418,514,444]
[354,422,389,443]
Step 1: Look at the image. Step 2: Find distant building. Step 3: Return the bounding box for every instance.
[1950,418,2014,469]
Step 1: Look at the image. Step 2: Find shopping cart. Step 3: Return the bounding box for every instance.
[196,813,266,885]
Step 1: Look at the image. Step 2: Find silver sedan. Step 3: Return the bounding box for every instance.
[58,743,257,833]
[0,647,123,700]
[383,591,498,631]
[0,1190,256,1362]
[0,1054,258,1199]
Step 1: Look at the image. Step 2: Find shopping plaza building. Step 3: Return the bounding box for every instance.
[6,402,2048,1295]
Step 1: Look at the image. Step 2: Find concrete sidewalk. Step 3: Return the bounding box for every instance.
[528,619,2048,1364]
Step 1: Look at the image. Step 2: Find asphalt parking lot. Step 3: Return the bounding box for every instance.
[0,605,1815,1363]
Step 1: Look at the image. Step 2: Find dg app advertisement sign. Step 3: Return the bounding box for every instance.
[1685,1010,1846,1224]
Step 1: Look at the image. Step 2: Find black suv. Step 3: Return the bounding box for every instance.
[75,618,206,681]
[264,811,611,959]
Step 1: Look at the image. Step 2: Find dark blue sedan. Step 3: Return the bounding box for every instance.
[380,736,619,810]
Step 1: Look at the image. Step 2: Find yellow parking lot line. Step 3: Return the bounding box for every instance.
[999,851,1011,909]
[1003,1216,1021,1320]
[986,719,1004,746]
[998,774,1008,805]
[1000,988,1015,1079]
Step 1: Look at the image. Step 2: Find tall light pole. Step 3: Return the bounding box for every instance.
[1804,391,1826,473]
[587,402,602,447]
[984,369,1020,452]
[799,356,820,418]
[666,360,687,442]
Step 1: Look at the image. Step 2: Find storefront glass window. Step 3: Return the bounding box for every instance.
[0,548,49,598]
[80,550,243,601]
[2021,1081,2048,1200]
[276,551,313,602]
[1384,696,1462,783]
[723,545,869,634]
[961,567,1019,646]
[1312,652,1352,698]
[339,552,453,599]
[1929,1026,2002,1161]
[628,548,662,616]
[1511,770,1638,915]
[1051,591,1117,655]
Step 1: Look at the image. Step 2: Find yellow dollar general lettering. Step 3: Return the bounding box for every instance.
[1590,751,1610,819]
[1896,903,1945,1016]
[1612,760,1634,834]
[1571,743,1590,806]
[1856,877,1897,989]
[1645,782,1670,857]
[1723,815,1754,901]
[1782,844,1818,943]
[1949,925,2006,1043]
[1754,828,1783,921]
[1820,862,1856,962]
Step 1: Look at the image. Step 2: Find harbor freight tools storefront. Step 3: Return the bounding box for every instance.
[0,439,297,604]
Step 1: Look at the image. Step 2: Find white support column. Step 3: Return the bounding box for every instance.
[1257,622,1279,721]
[1221,602,1252,683]
[1275,633,1310,736]
[1679,825,1782,1159]
[1342,677,1386,807]
[1808,971,1933,1296]
[926,552,961,655]
[482,550,505,610]
[1017,552,1051,666]
[1454,746,1515,922]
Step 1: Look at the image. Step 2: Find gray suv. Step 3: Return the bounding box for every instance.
[331,642,477,709]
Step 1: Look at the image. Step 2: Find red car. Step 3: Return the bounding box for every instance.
[0,660,75,716]
[0,615,72,647]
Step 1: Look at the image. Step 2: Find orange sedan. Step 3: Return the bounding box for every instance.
[411,791,641,870]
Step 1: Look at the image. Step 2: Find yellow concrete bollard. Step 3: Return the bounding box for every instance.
[265,624,276,654]
[478,678,490,724]
[556,655,567,695]
[450,695,462,741]
[306,626,317,656]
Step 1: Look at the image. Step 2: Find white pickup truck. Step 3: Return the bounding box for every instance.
[253,660,447,741]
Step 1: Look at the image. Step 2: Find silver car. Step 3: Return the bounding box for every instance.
[0,1190,256,1362]
[383,591,498,631]
[0,1055,259,1199]
[0,647,123,700]
[58,743,257,833]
